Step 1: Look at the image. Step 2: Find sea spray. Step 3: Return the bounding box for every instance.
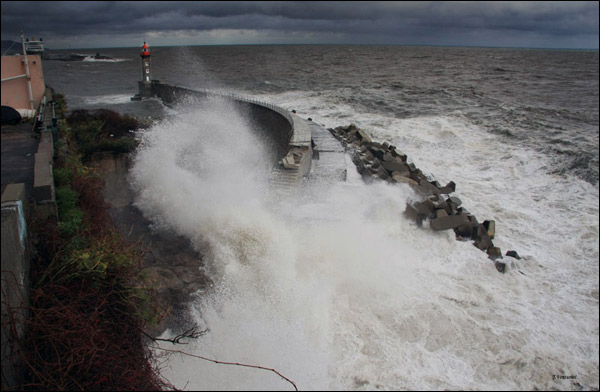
[41,44,599,391]
[132,95,598,390]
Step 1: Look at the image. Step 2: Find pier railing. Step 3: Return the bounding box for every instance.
[190,87,295,128]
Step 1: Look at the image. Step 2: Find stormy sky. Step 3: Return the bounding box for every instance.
[2,1,598,50]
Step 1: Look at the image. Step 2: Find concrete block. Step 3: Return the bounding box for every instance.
[506,250,521,260]
[422,199,436,214]
[454,221,475,239]
[391,173,417,185]
[368,146,385,161]
[404,203,425,226]
[439,181,456,194]
[357,129,372,143]
[432,197,448,210]
[483,220,496,239]
[382,159,409,174]
[494,260,507,273]
[448,196,462,207]
[487,246,503,260]
[435,209,448,219]
[473,224,494,251]
[468,215,479,226]
[430,213,470,231]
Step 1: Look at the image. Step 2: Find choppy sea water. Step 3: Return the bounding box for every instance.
[44,45,599,390]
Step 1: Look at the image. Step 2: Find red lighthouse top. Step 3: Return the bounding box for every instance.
[140,42,150,57]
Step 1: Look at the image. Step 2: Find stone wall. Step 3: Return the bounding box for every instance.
[1,183,30,388]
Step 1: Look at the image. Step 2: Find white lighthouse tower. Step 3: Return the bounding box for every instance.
[132,41,154,100]
[140,41,151,83]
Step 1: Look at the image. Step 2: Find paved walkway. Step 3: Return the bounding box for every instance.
[1,122,39,200]
[267,116,347,198]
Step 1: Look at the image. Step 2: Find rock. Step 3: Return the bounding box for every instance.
[430,213,470,231]
[392,173,417,185]
[422,198,436,214]
[382,159,409,174]
[473,224,494,251]
[375,170,390,181]
[487,246,503,260]
[357,129,372,143]
[494,260,507,273]
[447,196,462,207]
[483,220,495,239]
[430,180,442,189]
[446,196,462,214]
[355,156,366,174]
[435,209,448,219]
[439,181,456,194]
[418,178,440,195]
[404,202,428,226]
[505,250,521,260]
[432,197,448,210]
[454,221,476,239]
[369,146,386,161]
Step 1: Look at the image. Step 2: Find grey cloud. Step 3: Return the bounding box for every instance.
[2,1,597,48]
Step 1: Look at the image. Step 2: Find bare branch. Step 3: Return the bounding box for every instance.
[154,346,299,391]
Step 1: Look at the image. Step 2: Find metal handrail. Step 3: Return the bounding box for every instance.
[189,87,295,128]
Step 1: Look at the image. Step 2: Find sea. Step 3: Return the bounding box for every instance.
[43,45,599,391]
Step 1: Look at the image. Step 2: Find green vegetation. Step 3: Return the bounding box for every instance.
[18,103,172,390]
[66,108,142,161]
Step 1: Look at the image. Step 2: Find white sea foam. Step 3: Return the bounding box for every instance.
[80,56,128,62]
[82,94,137,105]
[135,92,599,390]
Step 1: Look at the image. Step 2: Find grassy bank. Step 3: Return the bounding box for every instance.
[16,98,172,390]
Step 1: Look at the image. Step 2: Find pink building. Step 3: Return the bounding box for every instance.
[1,54,45,116]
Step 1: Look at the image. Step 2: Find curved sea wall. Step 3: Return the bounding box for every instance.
[150,82,307,167]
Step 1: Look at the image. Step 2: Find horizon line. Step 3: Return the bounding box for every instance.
[29,42,600,52]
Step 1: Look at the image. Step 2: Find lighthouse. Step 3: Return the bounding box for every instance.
[131,41,154,100]
[140,41,151,83]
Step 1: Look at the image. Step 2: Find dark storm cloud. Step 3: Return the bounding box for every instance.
[2,1,598,49]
